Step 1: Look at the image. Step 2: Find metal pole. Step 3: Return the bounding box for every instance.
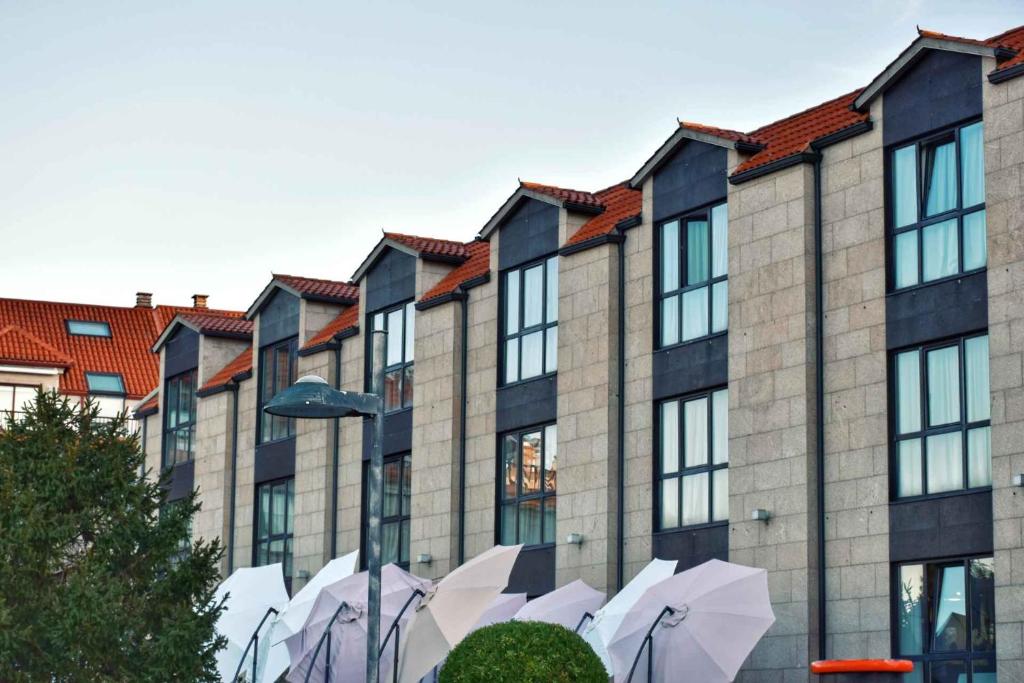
[366,329,387,683]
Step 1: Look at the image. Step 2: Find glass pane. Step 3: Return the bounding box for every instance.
[926,432,963,494]
[712,469,728,522]
[897,564,925,655]
[386,309,404,366]
[404,303,415,363]
[400,519,410,564]
[897,439,923,498]
[894,230,919,289]
[687,221,709,285]
[543,425,557,493]
[682,473,709,526]
[660,401,679,474]
[259,486,271,536]
[287,479,295,533]
[505,270,520,334]
[500,504,516,545]
[545,327,557,374]
[166,379,179,429]
[546,257,558,323]
[893,145,918,228]
[269,539,284,565]
[927,346,960,427]
[402,455,412,515]
[682,286,709,342]
[373,312,384,332]
[970,557,996,652]
[712,389,728,464]
[684,397,708,467]
[932,564,967,652]
[968,427,991,488]
[661,221,679,292]
[384,369,402,412]
[383,460,400,517]
[382,522,399,565]
[85,373,124,393]
[274,345,291,392]
[973,657,997,683]
[660,478,679,529]
[542,497,556,545]
[960,121,985,207]
[924,140,957,217]
[711,203,728,278]
[285,539,293,578]
[180,372,194,425]
[661,295,680,347]
[965,335,990,423]
[402,365,414,408]
[502,434,518,499]
[897,350,922,435]
[922,219,958,282]
[962,210,987,271]
[711,281,727,333]
[523,264,544,328]
[272,484,286,535]
[518,499,542,545]
[521,431,542,495]
[505,338,519,384]
[67,320,111,337]
[521,331,543,379]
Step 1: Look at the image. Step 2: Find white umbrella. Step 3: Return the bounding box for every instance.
[514,579,605,632]
[606,559,775,683]
[472,592,527,631]
[397,544,522,683]
[582,558,676,675]
[212,563,289,683]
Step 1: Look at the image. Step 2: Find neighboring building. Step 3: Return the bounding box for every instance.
[132,25,1024,681]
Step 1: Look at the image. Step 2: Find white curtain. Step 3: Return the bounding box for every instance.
[927,346,960,427]
[712,389,729,464]
[961,122,985,207]
[926,141,957,216]
[898,439,923,497]
[965,335,990,422]
[896,350,921,434]
[684,397,708,467]
[923,219,958,282]
[894,145,918,228]
[661,401,680,473]
[927,432,963,493]
[682,287,709,341]
[682,473,708,526]
[711,203,728,277]
[968,427,992,488]
[661,221,679,292]
[687,221,709,285]
[894,230,919,289]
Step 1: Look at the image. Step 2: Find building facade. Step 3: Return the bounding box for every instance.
[132,26,1024,681]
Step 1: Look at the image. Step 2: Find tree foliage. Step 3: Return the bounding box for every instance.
[0,391,226,681]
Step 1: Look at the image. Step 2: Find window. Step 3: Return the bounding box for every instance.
[254,478,295,585]
[895,556,995,682]
[893,334,990,499]
[499,424,557,546]
[258,338,297,443]
[502,256,558,384]
[160,500,193,567]
[0,384,36,429]
[369,302,415,412]
[362,454,412,568]
[658,388,729,529]
[163,370,197,467]
[66,320,111,337]
[85,372,124,394]
[659,202,728,347]
[890,121,986,290]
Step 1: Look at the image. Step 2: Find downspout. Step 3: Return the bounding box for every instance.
[457,290,469,566]
[615,230,626,591]
[227,383,240,574]
[330,341,342,559]
[812,154,827,661]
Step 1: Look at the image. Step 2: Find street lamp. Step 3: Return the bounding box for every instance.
[264,331,386,683]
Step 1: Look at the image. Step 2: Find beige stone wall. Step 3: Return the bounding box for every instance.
[336,291,367,560]
[727,162,819,682]
[300,300,343,348]
[142,410,162,479]
[193,389,235,576]
[555,241,620,592]
[819,99,891,659]
[198,336,247,388]
[230,340,260,570]
[983,61,1024,680]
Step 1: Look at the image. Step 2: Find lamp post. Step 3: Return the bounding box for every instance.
[264,330,386,683]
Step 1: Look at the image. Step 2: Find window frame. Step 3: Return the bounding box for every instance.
[499,255,559,387]
[162,369,197,469]
[367,301,415,413]
[256,337,298,445]
[360,453,412,570]
[65,319,112,338]
[655,199,729,350]
[84,371,125,396]
[0,383,38,429]
[496,423,557,548]
[887,119,987,293]
[253,477,295,587]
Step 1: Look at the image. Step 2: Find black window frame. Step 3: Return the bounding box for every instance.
[499,255,558,387]
[367,301,415,414]
[889,332,991,501]
[886,119,987,293]
[655,199,729,350]
[497,423,557,548]
[65,319,112,338]
[162,368,197,469]
[257,337,298,445]
[253,477,295,589]
[84,371,125,396]
[360,453,412,570]
[0,383,37,429]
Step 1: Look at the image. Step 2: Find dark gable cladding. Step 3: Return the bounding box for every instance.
[883,49,983,146]
[497,198,559,270]
[164,326,199,378]
[366,248,416,313]
[652,140,727,223]
[259,290,300,347]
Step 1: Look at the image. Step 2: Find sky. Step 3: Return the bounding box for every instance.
[1,1,1021,311]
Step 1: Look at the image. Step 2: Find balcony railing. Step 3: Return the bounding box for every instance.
[0,411,138,433]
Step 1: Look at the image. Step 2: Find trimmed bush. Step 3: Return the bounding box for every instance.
[440,620,607,683]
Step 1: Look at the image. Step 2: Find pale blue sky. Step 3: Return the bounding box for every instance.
[1,1,1020,310]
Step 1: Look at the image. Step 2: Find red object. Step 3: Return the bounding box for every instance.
[810,660,914,674]
[418,240,492,305]
[563,182,643,248]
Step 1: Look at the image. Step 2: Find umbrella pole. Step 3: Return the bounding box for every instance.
[574,612,595,634]
[230,606,279,683]
[377,588,426,683]
[625,606,675,683]
[302,600,353,683]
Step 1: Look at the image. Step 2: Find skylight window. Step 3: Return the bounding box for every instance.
[66,320,112,337]
[85,373,125,395]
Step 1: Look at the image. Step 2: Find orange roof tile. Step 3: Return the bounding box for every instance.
[419,240,491,305]
[520,181,602,208]
[301,304,361,351]
[383,233,469,260]
[198,346,253,394]
[988,25,1024,72]
[564,182,642,247]
[0,325,74,368]
[134,392,159,416]
[176,313,253,338]
[272,274,359,303]
[679,121,762,146]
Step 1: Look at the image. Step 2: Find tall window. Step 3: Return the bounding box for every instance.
[254,478,295,585]
[895,557,995,681]
[362,454,411,567]
[499,425,557,546]
[370,302,415,412]
[658,388,728,529]
[890,121,986,290]
[163,370,197,467]
[85,372,126,419]
[0,384,36,429]
[893,334,990,498]
[659,202,728,347]
[502,256,558,384]
[259,338,297,443]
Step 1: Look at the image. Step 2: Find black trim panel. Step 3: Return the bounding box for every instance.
[164,460,195,502]
[361,408,413,460]
[506,545,555,598]
[653,335,728,400]
[885,272,987,350]
[498,199,559,271]
[165,327,199,378]
[883,50,982,147]
[495,375,557,434]
[366,248,416,313]
[889,489,993,563]
[652,524,728,572]
[254,437,296,483]
[652,140,727,223]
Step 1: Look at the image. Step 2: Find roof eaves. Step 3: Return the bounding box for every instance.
[479,186,575,239]
[990,60,1024,83]
[297,325,360,357]
[630,126,764,189]
[729,151,821,186]
[415,271,491,311]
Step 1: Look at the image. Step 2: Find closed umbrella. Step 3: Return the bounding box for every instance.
[514,579,605,632]
[397,544,522,683]
[212,563,289,683]
[582,558,676,675]
[606,559,775,683]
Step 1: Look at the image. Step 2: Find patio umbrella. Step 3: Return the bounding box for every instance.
[397,544,523,683]
[212,563,289,683]
[472,592,527,631]
[606,559,775,683]
[514,579,606,632]
[582,558,676,675]
[284,563,431,683]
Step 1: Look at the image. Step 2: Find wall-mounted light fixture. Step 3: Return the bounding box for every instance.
[751,509,771,522]
[1013,474,1024,487]
[416,553,433,565]
[566,532,584,545]
[297,569,311,581]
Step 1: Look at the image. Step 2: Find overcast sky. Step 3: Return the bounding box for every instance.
[1,1,1020,311]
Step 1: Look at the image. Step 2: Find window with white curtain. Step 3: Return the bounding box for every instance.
[890,121,986,290]
[369,301,415,412]
[502,256,558,384]
[893,333,991,498]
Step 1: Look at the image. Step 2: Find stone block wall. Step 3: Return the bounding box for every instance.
[193,389,234,576]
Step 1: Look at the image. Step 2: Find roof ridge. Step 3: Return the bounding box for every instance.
[383,231,466,246]
[272,273,356,285]
[591,179,632,197]
[986,24,1024,44]
[747,87,865,137]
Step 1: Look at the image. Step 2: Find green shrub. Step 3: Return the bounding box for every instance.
[440,620,607,683]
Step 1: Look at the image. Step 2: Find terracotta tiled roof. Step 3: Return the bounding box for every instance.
[151,304,241,331]
[272,274,359,303]
[198,346,253,394]
[679,121,762,146]
[301,305,361,351]
[419,241,491,305]
[988,25,1024,72]
[917,28,993,48]
[383,233,469,260]
[176,313,253,338]
[564,182,643,247]
[520,181,602,208]
[134,392,159,416]
[0,325,74,368]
